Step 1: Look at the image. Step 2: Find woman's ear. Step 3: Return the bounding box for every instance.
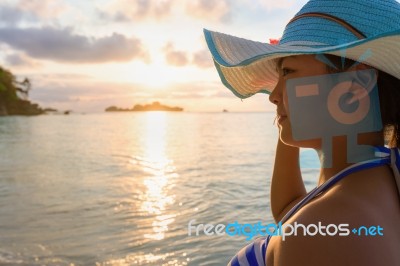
[346,65,378,104]
[352,64,378,92]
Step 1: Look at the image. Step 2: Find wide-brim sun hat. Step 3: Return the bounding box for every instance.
[204,0,400,99]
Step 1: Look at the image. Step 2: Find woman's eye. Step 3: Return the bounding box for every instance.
[281,68,293,76]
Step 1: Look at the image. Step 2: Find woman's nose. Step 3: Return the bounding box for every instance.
[269,80,282,105]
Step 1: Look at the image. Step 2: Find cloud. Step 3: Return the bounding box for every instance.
[0,26,149,63]
[185,0,231,22]
[26,73,270,113]
[99,0,175,22]
[17,0,68,20]
[163,43,189,67]
[29,77,139,108]
[0,0,69,26]
[255,0,295,10]
[0,3,35,26]
[178,82,232,98]
[236,0,296,11]
[192,50,214,68]
[4,53,40,68]
[27,76,168,112]
[99,0,233,23]
[97,10,130,23]
[162,43,214,68]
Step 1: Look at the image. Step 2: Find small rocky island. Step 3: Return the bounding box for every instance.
[105,102,183,112]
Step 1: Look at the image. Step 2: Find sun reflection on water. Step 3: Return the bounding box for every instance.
[136,112,177,241]
[104,113,185,265]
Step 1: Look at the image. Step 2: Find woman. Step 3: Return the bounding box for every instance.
[204,0,400,265]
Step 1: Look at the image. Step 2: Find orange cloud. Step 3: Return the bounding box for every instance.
[99,0,234,23]
[192,50,213,68]
[4,52,41,69]
[244,0,295,10]
[163,43,189,67]
[185,0,231,22]
[17,0,69,20]
[101,0,175,22]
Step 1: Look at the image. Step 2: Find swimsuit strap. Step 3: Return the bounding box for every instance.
[228,147,400,266]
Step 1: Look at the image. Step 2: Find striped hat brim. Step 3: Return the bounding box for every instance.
[204,28,400,99]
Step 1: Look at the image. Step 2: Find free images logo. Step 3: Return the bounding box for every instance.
[187,220,384,241]
[286,69,382,168]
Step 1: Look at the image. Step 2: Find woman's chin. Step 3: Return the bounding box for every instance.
[279,120,321,148]
[280,133,321,149]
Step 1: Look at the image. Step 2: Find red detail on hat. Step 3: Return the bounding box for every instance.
[269,38,280,45]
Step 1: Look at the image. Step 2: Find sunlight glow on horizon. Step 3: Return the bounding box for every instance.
[117,61,195,89]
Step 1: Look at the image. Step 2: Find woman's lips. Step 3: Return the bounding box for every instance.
[277,115,287,124]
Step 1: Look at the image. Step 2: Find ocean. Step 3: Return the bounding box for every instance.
[0,112,318,265]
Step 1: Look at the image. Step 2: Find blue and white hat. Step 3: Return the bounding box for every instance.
[204,0,400,99]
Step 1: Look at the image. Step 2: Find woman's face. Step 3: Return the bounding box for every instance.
[269,55,328,147]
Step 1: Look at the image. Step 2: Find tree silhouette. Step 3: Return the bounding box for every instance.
[15,77,31,100]
[0,66,42,115]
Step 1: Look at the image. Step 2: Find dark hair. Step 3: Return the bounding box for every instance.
[324,54,400,148]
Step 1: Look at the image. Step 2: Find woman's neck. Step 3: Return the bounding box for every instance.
[316,132,383,185]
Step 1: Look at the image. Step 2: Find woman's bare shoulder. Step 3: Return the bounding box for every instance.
[304,164,399,221]
[270,166,400,266]
[298,165,400,237]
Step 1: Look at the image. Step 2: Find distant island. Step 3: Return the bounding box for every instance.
[105,101,183,112]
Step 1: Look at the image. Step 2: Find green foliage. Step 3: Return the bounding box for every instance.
[0,66,18,99]
[0,83,6,92]
[0,65,43,115]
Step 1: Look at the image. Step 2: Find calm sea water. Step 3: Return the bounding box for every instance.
[0,113,318,266]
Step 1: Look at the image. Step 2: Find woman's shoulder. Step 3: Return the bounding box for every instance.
[298,164,399,231]
[269,165,400,265]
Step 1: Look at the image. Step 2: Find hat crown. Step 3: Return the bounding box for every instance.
[280,0,400,46]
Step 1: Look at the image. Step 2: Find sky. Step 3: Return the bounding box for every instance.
[0,0,309,113]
